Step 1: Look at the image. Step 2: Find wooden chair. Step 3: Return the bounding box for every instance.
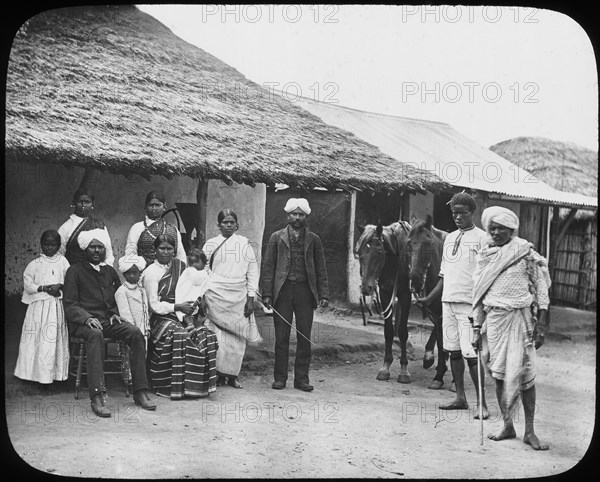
[69,337,132,399]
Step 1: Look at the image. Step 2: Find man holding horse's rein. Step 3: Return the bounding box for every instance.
[418,192,489,419]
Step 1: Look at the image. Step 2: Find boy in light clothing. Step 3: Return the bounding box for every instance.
[115,255,149,346]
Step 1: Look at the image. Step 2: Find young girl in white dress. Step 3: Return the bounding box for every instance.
[175,248,210,327]
[14,230,70,385]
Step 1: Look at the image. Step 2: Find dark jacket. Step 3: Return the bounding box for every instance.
[260,226,329,308]
[63,262,121,325]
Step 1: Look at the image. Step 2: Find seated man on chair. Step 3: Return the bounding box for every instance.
[63,228,156,417]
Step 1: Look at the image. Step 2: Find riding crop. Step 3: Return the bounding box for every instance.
[255,292,317,347]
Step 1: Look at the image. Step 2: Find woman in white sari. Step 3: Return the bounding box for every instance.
[202,210,262,389]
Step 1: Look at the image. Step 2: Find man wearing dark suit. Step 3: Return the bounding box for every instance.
[260,198,329,392]
[63,229,156,417]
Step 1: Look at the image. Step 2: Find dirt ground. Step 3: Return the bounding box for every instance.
[4,302,596,478]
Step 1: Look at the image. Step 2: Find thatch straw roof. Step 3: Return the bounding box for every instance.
[5,5,444,194]
[491,137,597,219]
[490,137,598,197]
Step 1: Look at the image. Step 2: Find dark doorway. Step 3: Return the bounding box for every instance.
[263,189,351,302]
[433,191,455,233]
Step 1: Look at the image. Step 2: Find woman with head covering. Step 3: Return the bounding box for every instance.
[201,209,262,389]
[125,191,187,267]
[141,234,217,399]
[471,206,551,451]
[57,187,115,266]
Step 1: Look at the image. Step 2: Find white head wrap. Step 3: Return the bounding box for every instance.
[284,198,311,215]
[118,254,146,274]
[481,206,519,234]
[77,228,110,250]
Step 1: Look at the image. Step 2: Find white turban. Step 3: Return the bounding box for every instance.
[118,254,146,274]
[481,206,519,233]
[284,198,311,215]
[77,228,111,250]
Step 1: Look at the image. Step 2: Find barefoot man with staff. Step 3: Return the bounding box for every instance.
[471,206,550,450]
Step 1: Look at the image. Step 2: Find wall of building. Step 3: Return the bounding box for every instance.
[204,179,267,262]
[4,162,266,295]
[408,191,434,225]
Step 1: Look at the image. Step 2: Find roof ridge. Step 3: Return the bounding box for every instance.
[271,88,452,127]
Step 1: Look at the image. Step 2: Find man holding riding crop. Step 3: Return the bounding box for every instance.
[260,198,329,392]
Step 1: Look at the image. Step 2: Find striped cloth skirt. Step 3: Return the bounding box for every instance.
[149,313,218,399]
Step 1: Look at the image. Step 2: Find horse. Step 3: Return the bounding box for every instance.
[354,221,413,383]
[407,216,448,389]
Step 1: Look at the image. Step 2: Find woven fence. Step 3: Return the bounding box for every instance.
[552,219,597,310]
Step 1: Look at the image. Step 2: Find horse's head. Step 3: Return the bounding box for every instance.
[354,224,387,296]
[408,216,437,294]
[355,222,408,296]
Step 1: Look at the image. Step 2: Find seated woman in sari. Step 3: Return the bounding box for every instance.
[58,187,115,266]
[126,191,187,267]
[202,209,262,389]
[142,234,217,399]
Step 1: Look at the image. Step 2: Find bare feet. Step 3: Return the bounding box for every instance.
[474,404,489,420]
[440,398,469,410]
[524,433,549,450]
[488,424,517,441]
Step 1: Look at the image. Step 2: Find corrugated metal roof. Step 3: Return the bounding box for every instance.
[291,95,597,209]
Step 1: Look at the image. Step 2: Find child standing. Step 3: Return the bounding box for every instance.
[175,248,210,327]
[115,255,150,345]
[15,230,70,385]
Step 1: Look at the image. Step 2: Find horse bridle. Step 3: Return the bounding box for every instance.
[359,225,406,323]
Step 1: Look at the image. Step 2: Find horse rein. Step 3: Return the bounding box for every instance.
[357,221,410,324]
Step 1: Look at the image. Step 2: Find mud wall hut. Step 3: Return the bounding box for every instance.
[5,6,444,301]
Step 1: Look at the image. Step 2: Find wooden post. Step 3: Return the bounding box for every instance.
[556,209,578,246]
[347,191,361,304]
[196,180,209,248]
[548,207,560,291]
[401,191,410,221]
[472,190,488,229]
[546,206,561,329]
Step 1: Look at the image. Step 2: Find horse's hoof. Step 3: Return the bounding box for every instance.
[376,371,390,381]
[427,380,444,390]
[449,382,456,393]
[397,374,411,384]
[423,351,435,369]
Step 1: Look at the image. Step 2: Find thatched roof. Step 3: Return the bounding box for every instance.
[5,6,444,194]
[490,137,598,197]
[491,137,597,219]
